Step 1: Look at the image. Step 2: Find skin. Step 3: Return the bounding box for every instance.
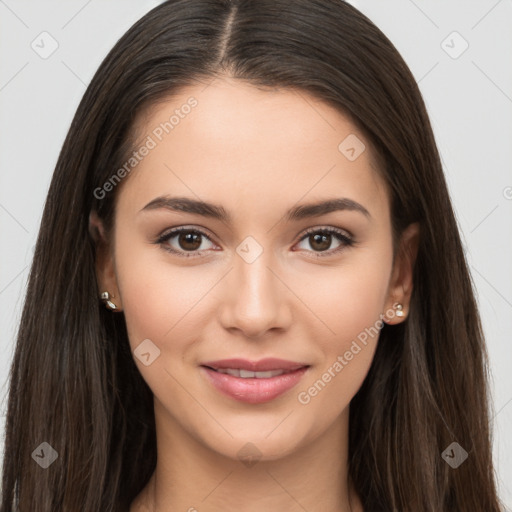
[90,76,419,512]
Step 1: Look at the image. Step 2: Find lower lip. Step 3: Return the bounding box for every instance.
[200,366,309,404]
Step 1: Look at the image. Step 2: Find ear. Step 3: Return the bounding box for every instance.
[383,222,420,324]
[89,210,123,312]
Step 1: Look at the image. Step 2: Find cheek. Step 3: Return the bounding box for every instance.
[313,253,391,348]
[295,252,392,410]
[116,248,209,349]
[114,244,217,411]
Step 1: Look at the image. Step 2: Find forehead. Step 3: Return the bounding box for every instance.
[117,77,389,222]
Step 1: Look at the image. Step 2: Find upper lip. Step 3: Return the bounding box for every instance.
[201,358,309,372]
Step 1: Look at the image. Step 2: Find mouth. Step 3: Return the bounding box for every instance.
[199,358,310,404]
[205,367,298,378]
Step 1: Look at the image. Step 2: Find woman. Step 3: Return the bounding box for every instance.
[0,0,504,511]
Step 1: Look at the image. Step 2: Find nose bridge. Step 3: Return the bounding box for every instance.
[237,246,275,302]
[220,235,290,337]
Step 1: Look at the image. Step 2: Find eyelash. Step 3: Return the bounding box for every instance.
[155,226,355,259]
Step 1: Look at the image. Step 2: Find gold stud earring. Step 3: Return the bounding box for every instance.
[394,302,405,317]
[100,291,118,311]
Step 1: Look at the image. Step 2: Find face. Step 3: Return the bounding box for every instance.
[93,76,417,462]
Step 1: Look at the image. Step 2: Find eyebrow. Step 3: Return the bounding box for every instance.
[139,196,371,222]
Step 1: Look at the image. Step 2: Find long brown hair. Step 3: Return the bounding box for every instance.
[1,1,504,510]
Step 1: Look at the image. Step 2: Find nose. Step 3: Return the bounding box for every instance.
[218,247,293,340]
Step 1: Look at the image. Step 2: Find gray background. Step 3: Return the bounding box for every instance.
[0,0,511,508]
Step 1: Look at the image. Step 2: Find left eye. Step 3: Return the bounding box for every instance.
[294,227,354,257]
[156,226,354,258]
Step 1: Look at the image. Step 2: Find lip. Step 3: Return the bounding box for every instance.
[199,359,310,404]
[201,358,308,372]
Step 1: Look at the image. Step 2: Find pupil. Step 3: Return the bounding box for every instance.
[180,232,201,251]
[311,233,331,251]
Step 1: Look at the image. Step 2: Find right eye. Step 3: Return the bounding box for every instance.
[156,226,218,258]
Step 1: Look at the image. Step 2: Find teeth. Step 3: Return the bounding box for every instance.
[215,368,288,378]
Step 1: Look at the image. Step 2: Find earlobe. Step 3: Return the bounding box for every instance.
[383,222,420,324]
[100,291,120,312]
[88,210,123,312]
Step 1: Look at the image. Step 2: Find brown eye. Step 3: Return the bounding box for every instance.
[156,226,354,259]
[157,227,216,258]
[308,232,333,252]
[177,231,202,251]
[295,227,354,257]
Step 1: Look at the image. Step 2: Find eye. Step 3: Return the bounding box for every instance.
[155,225,355,259]
[294,227,354,257]
[156,226,217,258]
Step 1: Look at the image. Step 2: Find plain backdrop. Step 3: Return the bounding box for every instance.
[0,0,511,508]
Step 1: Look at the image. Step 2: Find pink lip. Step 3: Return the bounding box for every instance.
[199,359,310,404]
[201,357,308,372]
